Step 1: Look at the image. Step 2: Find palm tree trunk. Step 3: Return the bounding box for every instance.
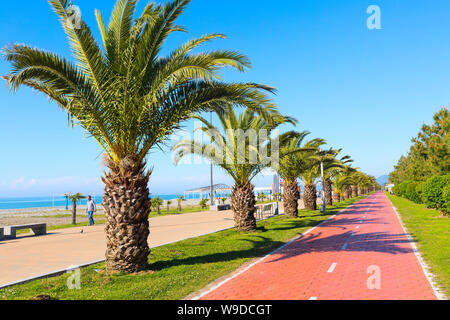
[333,190,340,203]
[283,181,299,218]
[324,179,333,206]
[72,202,77,225]
[345,186,352,199]
[102,161,151,273]
[352,186,358,198]
[303,183,317,211]
[231,183,256,232]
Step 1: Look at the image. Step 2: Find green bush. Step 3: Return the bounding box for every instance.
[392,184,400,196]
[398,181,410,197]
[442,185,450,215]
[199,198,209,210]
[415,182,424,204]
[422,175,450,213]
[405,181,422,204]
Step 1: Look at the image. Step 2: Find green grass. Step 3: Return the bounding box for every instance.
[388,193,450,298]
[155,205,210,216]
[0,197,365,300]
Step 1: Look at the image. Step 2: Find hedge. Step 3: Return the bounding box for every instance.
[392,175,449,215]
[422,175,450,215]
[405,181,421,204]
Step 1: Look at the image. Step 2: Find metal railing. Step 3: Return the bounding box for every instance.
[255,202,278,221]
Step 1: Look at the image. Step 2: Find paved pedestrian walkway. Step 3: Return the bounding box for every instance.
[0,210,235,287]
[197,192,439,300]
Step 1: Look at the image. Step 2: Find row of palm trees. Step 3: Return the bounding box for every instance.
[172,106,379,223]
[2,0,379,273]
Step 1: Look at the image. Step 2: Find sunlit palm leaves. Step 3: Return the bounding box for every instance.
[172,105,295,186]
[3,0,274,166]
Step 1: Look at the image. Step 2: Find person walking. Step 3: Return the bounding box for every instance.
[86,195,97,226]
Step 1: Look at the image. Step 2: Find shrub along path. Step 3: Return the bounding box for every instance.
[196,192,440,300]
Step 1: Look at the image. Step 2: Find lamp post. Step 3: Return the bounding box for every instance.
[320,160,326,213]
[210,111,215,206]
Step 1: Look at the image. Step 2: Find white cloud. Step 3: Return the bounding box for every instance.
[0,176,103,197]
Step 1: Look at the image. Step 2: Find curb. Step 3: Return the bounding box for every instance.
[387,196,447,300]
[0,213,281,290]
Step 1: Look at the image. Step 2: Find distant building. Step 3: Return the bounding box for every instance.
[386,184,395,193]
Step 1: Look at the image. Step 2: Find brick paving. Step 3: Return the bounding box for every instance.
[200,192,438,300]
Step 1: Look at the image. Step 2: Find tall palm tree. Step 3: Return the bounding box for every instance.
[332,176,349,203]
[172,105,295,231]
[299,148,340,211]
[323,152,353,206]
[277,131,324,217]
[3,0,274,273]
[65,193,86,225]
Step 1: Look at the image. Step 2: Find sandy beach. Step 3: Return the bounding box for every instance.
[0,198,206,227]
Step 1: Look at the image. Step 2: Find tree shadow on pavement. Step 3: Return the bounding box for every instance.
[267,231,414,264]
[149,236,285,271]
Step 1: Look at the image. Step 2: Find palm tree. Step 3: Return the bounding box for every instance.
[166,200,172,212]
[258,192,266,203]
[277,131,324,217]
[176,195,185,212]
[333,175,351,202]
[151,197,163,214]
[65,193,86,225]
[172,105,295,232]
[332,166,356,202]
[323,152,353,206]
[299,148,341,211]
[3,0,275,273]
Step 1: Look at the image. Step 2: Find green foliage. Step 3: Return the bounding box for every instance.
[277,131,325,184]
[151,197,164,214]
[199,199,209,209]
[415,182,424,203]
[390,107,449,184]
[422,175,450,214]
[257,192,266,202]
[176,195,186,212]
[443,185,450,215]
[172,105,295,186]
[397,181,410,197]
[3,0,275,170]
[404,181,422,204]
[65,193,86,203]
[392,184,400,196]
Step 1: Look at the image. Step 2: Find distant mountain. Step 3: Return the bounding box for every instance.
[377,175,389,187]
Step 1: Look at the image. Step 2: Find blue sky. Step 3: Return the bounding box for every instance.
[0,0,446,197]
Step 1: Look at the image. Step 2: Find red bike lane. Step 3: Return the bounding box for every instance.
[196,192,439,300]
